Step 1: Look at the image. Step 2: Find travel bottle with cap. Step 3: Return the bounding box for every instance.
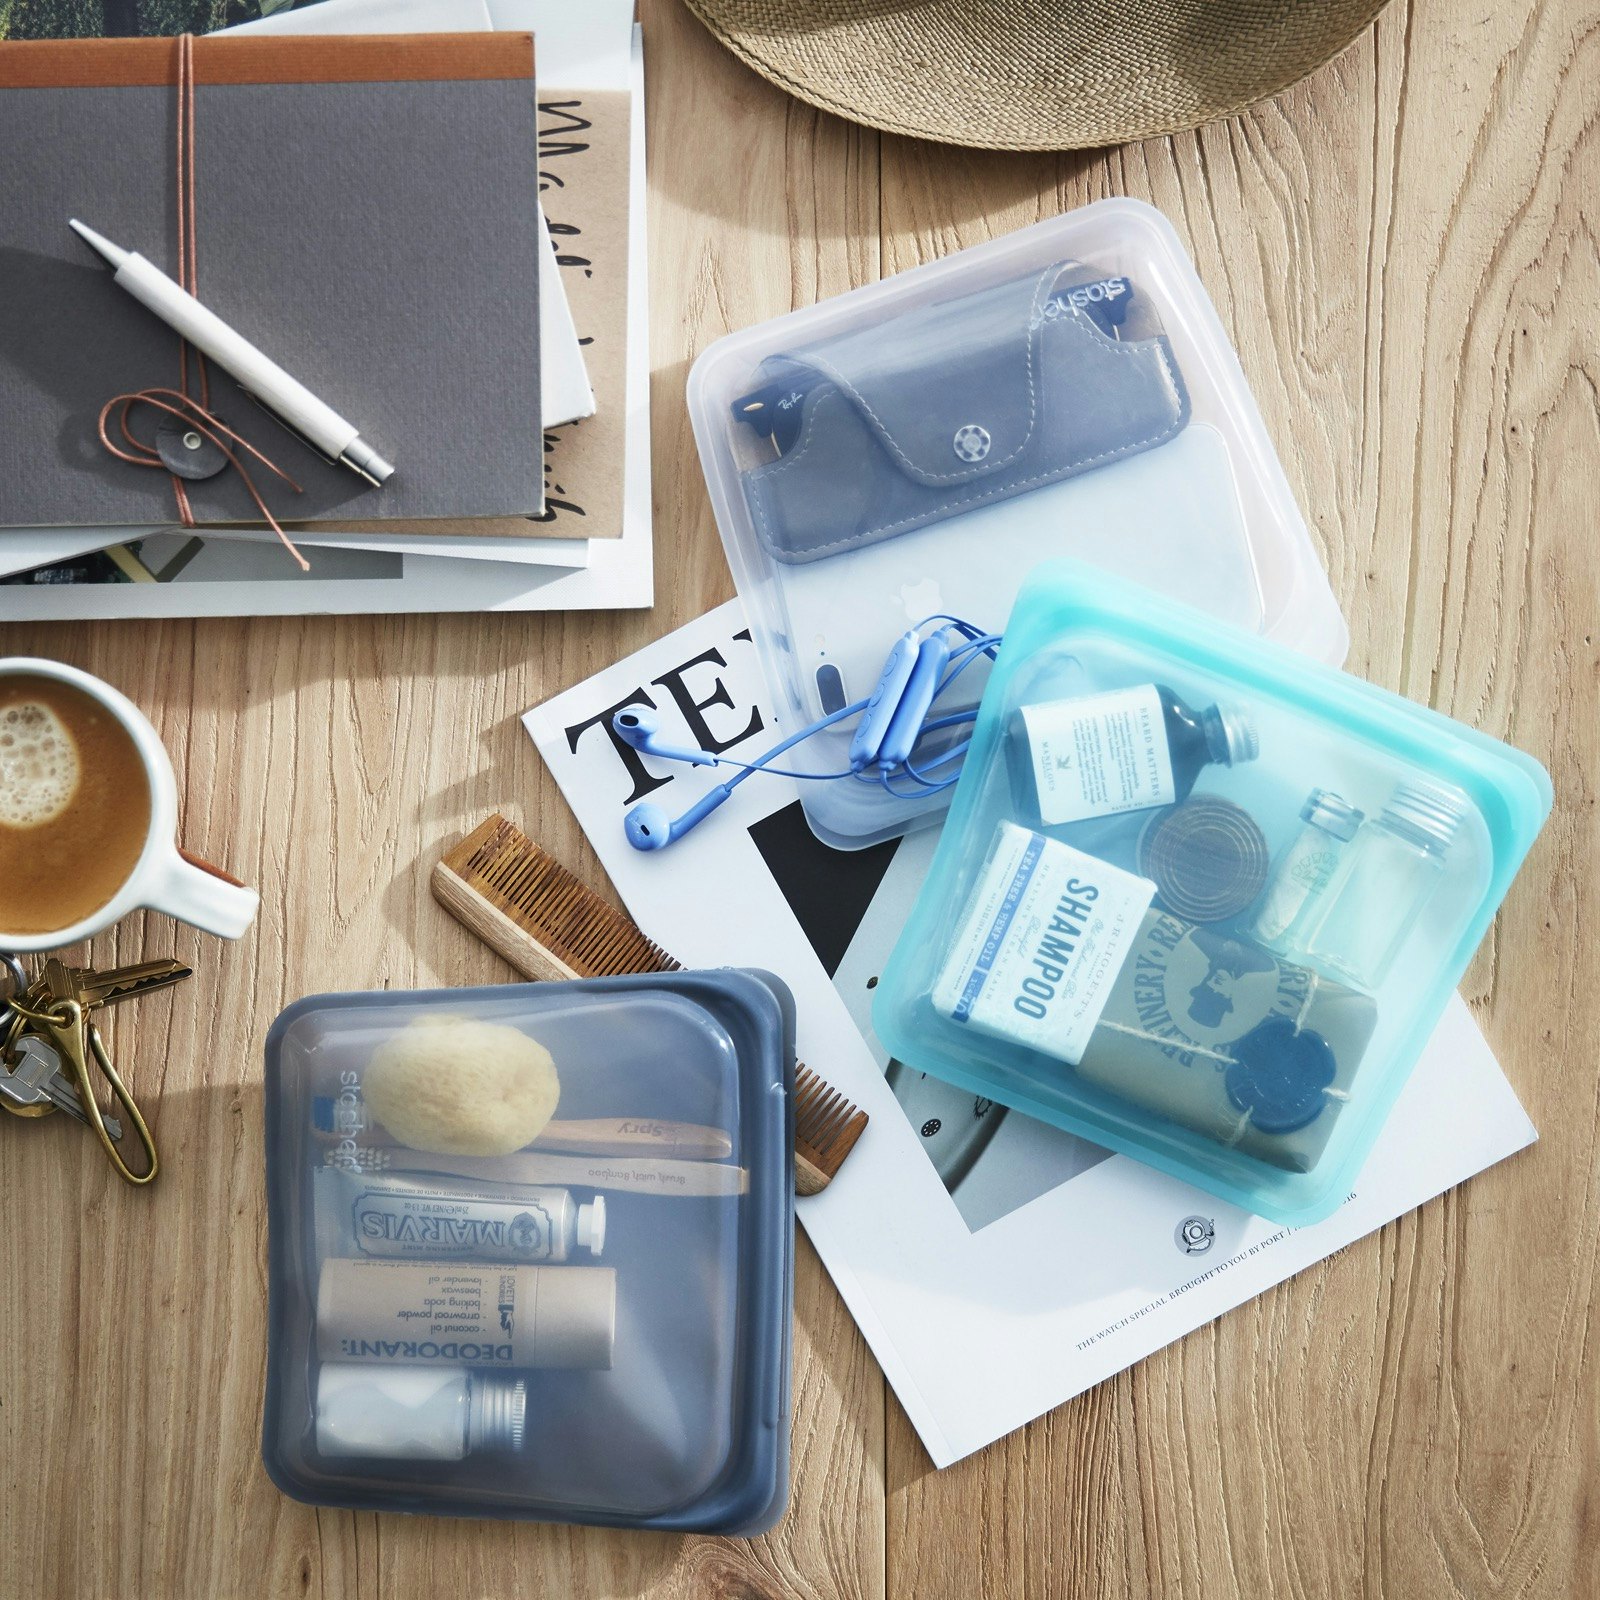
[1253,788,1364,953]
[315,1365,526,1461]
[1010,682,1259,827]
[1300,782,1466,990]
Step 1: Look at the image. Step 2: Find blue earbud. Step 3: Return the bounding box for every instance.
[613,707,716,768]
[623,787,735,850]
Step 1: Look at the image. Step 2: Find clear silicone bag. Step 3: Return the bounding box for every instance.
[872,563,1549,1223]
[262,970,795,1531]
[689,199,1348,850]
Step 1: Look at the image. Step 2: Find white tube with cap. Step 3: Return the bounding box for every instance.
[314,1167,606,1265]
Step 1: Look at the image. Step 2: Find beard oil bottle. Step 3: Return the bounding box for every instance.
[1010,682,1258,828]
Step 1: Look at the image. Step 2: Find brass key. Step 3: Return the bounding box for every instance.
[52,957,193,1011]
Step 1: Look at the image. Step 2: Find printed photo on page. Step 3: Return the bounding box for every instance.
[524,602,1536,1467]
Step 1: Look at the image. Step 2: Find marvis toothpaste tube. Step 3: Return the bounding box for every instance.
[315,1166,606,1265]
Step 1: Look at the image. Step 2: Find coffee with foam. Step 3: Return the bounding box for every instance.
[0,674,151,936]
[0,701,82,828]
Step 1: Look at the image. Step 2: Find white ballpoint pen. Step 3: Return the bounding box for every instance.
[69,217,394,486]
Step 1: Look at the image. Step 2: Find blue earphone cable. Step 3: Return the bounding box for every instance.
[617,617,1004,850]
[725,622,997,793]
[700,756,863,781]
[916,616,1003,660]
[691,696,869,791]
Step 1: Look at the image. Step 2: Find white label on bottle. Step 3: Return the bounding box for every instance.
[932,821,1155,1065]
[1020,685,1176,825]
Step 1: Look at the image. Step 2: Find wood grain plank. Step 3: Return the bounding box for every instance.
[877,1,1599,1597]
[0,3,883,1597]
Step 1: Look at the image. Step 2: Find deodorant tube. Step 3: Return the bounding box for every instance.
[317,1258,616,1371]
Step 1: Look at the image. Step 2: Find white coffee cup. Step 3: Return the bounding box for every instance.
[0,658,259,953]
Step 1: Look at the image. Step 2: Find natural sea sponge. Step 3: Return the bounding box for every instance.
[362,1014,560,1156]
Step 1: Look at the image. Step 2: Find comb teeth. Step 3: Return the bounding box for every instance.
[442,815,679,978]
[793,1064,868,1178]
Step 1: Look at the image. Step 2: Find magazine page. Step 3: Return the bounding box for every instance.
[525,602,1537,1467]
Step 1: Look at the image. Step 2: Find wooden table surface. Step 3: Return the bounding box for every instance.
[2,2,1596,1596]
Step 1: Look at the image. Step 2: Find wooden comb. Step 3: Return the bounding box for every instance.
[433,814,679,980]
[793,1064,869,1196]
[433,814,867,1190]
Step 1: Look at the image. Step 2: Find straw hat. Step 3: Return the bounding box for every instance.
[681,1,1390,151]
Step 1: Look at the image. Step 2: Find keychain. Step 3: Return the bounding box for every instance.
[0,954,191,1185]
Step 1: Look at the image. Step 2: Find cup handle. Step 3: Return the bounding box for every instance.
[148,848,260,940]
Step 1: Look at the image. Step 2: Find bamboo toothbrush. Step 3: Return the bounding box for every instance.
[432,814,868,1192]
[311,1096,733,1161]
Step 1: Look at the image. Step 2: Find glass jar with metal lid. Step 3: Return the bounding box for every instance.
[1301,782,1466,990]
[1253,788,1364,954]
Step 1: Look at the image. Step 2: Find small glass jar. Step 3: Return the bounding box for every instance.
[1253,789,1363,953]
[1301,782,1466,990]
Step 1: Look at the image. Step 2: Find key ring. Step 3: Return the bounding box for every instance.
[5,992,159,1185]
[0,953,26,1022]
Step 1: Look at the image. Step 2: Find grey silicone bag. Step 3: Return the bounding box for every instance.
[737,262,1190,564]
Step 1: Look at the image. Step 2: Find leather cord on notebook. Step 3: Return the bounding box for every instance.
[92,34,308,568]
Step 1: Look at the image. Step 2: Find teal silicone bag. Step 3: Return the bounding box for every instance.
[872,561,1550,1223]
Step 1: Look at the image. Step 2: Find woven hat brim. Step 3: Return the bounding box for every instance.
[682,1,1392,151]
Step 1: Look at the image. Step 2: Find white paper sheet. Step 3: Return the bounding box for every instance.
[489,0,636,89]
[524,601,1537,1467]
[0,524,590,581]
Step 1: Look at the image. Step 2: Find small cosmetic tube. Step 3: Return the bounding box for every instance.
[317,1258,617,1371]
[315,1166,605,1265]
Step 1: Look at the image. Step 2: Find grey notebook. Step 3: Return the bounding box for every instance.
[0,33,542,528]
